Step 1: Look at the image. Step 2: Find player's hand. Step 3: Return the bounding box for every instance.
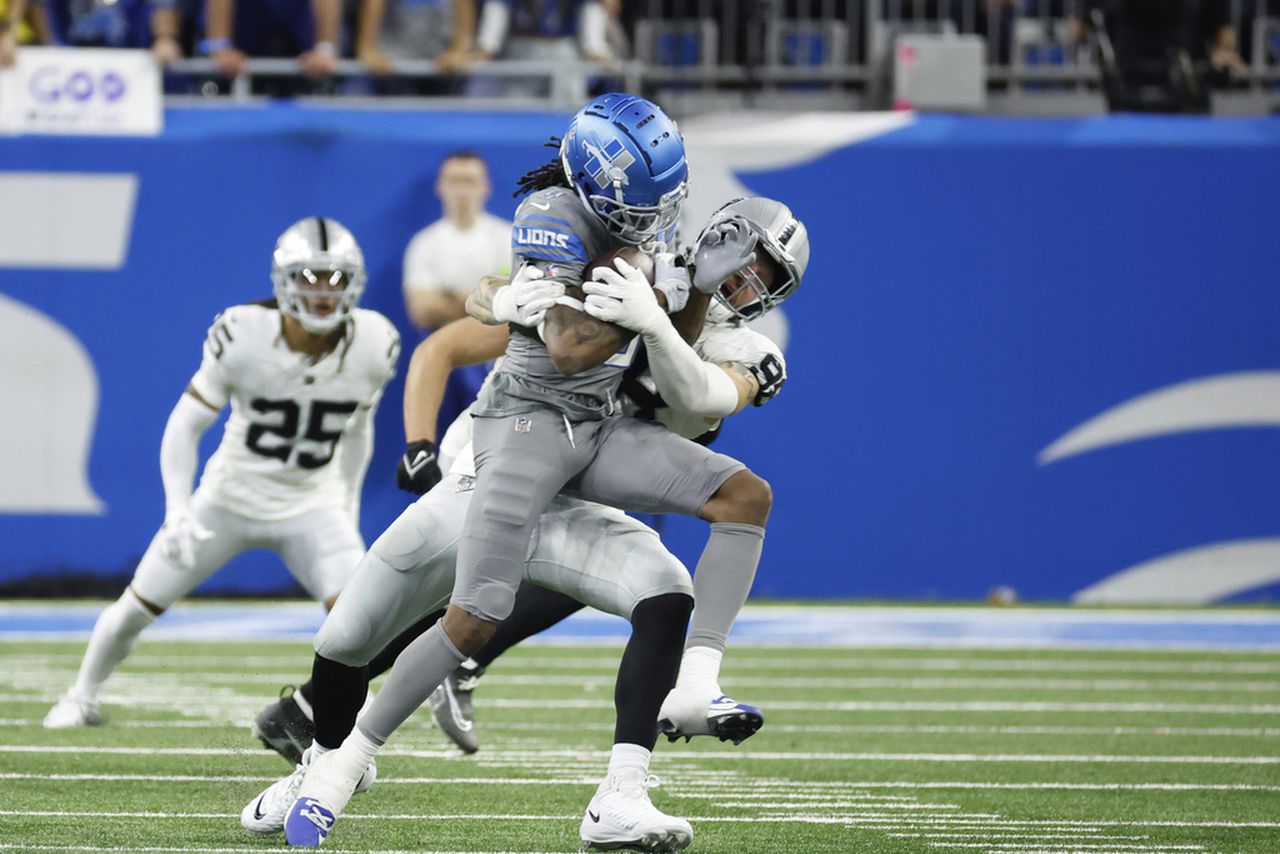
[583,257,668,335]
[693,219,757,294]
[652,251,691,314]
[396,439,442,494]
[491,266,564,327]
[158,512,213,570]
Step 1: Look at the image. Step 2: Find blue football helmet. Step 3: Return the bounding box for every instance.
[560,93,689,246]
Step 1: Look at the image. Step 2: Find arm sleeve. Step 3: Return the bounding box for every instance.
[641,319,741,418]
[475,0,509,55]
[339,401,376,523]
[159,393,220,518]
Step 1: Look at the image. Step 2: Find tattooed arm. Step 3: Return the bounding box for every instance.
[465,275,509,325]
[543,284,635,376]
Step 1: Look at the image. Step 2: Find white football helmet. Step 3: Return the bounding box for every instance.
[699,197,809,323]
[270,217,367,334]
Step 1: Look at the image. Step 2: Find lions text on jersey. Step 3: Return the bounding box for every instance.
[189,301,400,521]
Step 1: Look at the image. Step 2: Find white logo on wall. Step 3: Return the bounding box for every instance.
[0,171,140,514]
[679,112,915,352]
[1040,372,1280,604]
[0,47,162,137]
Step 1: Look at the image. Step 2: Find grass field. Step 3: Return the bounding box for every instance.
[1,631,1279,853]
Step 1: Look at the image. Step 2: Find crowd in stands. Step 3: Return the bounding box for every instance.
[0,0,1266,112]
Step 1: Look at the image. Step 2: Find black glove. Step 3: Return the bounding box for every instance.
[396,439,442,495]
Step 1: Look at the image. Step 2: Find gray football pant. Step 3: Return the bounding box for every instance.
[357,410,758,745]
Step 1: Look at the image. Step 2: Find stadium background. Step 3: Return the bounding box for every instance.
[2,107,1277,604]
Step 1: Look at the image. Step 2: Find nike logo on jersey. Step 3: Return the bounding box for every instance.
[403,449,436,477]
[515,227,570,250]
[588,810,601,823]
[530,201,551,211]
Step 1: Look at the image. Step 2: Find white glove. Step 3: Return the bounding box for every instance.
[157,511,213,570]
[491,265,565,327]
[582,257,668,335]
[652,251,691,314]
[693,219,758,293]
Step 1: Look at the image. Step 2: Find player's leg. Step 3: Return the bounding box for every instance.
[241,486,460,834]
[251,507,367,763]
[572,418,769,743]
[429,582,584,753]
[285,410,592,846]
[44,494,247,728]
[523,498,695,851]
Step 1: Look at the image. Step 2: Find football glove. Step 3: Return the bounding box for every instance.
[491,265,564,327]
[583,257,668,336]
[653,251,691,314]
[158,511,213,570]
[396,439,442,494]
[692,219,758,294]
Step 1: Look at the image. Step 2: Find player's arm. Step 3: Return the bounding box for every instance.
[405,317,509,443]
[542,285,634,376]
[464,275,509,325]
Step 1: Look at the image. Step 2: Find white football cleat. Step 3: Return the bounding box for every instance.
[242,746,377,835]
[581,769,692,852]
[658,686,764,746]
[43,690,103,729]
[284,744,372,846]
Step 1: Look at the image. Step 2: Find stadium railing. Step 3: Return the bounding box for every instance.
[158,0,1280,115]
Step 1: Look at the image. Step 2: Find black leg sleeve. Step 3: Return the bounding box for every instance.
[310,654,370,750]
[471,583,586,668]
[614,593,694,749]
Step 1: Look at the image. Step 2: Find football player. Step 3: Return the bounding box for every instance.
[259,198,806,851]
[42,218,400,730]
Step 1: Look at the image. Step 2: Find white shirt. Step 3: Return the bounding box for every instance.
[189,303,400,521]
[402,213,513,298]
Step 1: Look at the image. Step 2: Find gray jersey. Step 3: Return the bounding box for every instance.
[472,186,633,422]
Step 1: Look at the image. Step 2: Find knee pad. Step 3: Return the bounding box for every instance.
[464,578,517,623]
[313,606,379,667]
[481,471,540,530]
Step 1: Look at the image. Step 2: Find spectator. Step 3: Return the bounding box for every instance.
[462,0,620,95]
[0,0,184,67]
[402,149,511,438]
[200,0,340,79]
[403,150,511,330]
[352,0,475,76]
[1072,0,1245,112]
[0,0,53,66]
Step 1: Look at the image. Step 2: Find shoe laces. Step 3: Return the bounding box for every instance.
[611,771,662,800]
[454,664,485,693]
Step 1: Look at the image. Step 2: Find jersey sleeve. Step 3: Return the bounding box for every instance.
[699,326,788,408]
[363,314,401,407]
[511,190,590,280]
[187,310,237,410]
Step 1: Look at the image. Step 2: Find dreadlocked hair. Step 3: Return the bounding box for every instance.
[514,136,571,198]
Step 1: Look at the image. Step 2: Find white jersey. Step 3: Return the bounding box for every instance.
[439,318,786,477]
[188,303,400,521]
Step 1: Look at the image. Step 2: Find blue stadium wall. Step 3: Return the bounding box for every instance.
[1,109,1278,603]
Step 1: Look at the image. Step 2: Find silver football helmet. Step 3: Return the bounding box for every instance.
[270,217,367,334]
[698,197,809,323]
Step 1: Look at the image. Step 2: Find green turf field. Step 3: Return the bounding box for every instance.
[1,638,1278,853]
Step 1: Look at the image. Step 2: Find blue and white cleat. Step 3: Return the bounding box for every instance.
[658,688,764,746]
[284,797,336,847]
[283,746,367,846]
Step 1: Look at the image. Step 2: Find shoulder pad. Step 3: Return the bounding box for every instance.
[351,309,401,380]
[512,188,592,264]
[203,303,268,362]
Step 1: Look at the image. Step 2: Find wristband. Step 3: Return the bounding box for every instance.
[313,40,337,57]
[199,37,232,54]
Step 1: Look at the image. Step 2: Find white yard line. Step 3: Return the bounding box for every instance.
[482,721,1280,737]
[4,743,1279,763]
[919,845,1203,852]
[0,847,563,854]
[7,773,1273,794]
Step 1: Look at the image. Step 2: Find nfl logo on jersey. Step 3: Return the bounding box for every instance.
[514,417,532,434]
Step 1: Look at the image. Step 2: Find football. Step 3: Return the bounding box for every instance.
[584,245,655,286]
